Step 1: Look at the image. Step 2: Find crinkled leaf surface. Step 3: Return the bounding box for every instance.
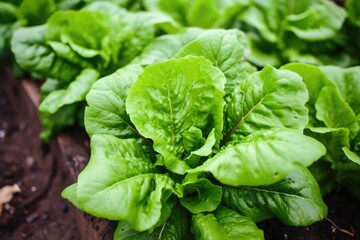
[62,135,175,232]
[239,0,348,67]
[45,10,111,58]
[222,61,257,95]
[118,10,181,66]
[223,168,327,226]
[238,0,279,43]
[126,56,226,174]
[306,127,350,163]
[190,128,325,186]
[286,1,346,41]
[192,206,264,240]
[222,65,309,144]
[175,29,248,87]
[315,86,359,140]
[281,62,337,127]
[12,8,134,82]
[114,205,189,240]
[39,69,99,114]
[85,64,144,138]
[45,9,132,74]
[320,65,360,116]
[11,25,82,82]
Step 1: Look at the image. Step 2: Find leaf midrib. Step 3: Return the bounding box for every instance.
[236,180,316,203]
[222,96,266,145]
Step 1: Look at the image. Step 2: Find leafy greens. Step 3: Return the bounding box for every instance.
[11,2,180,140]
[62,29,327,240]
[282,63,360,199]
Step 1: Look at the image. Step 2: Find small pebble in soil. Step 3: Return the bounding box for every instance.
[4,203,15,214]
[26,212,39,223]
[0,130,5,139]
[26,156,35,167]
[30,186,37,192]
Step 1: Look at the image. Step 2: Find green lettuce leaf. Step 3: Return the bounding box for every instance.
[192,206,264,240]
[0,2,25,55]
[114,206,189,240]
[281,62,337,127]
[126,56,226,174]
[11,25,81,82]
[39,102,82,140]
[286,1,346,41]
[222,65,309,144]
[133,27,204,66]
[114,205,189,240]
[62,134,176,232]
[346,0,360,26]
[306,127,350,163]
[116,10,181,66]
[190,128,326,186]
[223,168,328,226]
[39,68,99,114]
[175,29,248,86]
[18,0,56,26]
[84,64,144,138]
[315,86,359,140]
[144,0,251,28]
[342,147,360,165]
[178,174,222,214]
[45,9,132,76]
[308,160,337,196]
[320,65,360,116]
[238,0,349,67]
[12,6,172,82]
[334,161,360,200]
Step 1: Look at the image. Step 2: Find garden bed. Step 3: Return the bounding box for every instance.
[0,67,359,239]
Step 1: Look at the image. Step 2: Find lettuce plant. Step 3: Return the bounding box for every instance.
[62,29,327,239]
[282,63,360,199]
[11,2,180,140]
[0,0,58,73]
[143,0,252,29]
[140,0,360,68]
[237,0,352,67]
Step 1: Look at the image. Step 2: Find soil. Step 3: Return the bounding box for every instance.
[0,66,359,240]
[0,68,81,240]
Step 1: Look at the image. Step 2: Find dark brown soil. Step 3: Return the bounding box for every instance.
[0,68,81,240]
[0,66,359,240]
